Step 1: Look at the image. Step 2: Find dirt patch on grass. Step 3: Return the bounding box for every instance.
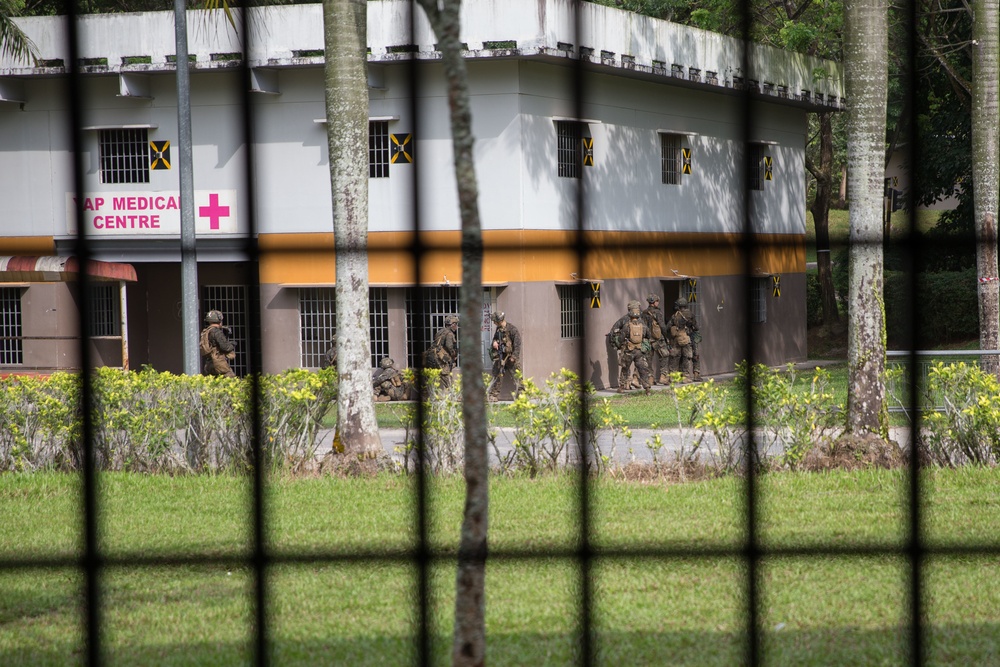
[802,432,905,471]
[616,460,721,484]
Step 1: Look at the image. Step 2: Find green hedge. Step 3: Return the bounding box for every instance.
[830,249,979,345]
[0,367,337,473]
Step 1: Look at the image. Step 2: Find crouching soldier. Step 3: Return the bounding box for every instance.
[423,315,459,387]
[372,358,412,402]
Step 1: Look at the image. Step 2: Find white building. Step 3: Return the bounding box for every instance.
[0,0,843,389]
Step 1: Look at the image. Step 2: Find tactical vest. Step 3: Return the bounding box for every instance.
[649,314,662,341]
[199,327,213,357]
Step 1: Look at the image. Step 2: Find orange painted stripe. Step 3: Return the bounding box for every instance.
[258,231,805,285]
[1,237,56,255]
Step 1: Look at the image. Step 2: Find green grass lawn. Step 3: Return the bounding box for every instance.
[2,469,999,665]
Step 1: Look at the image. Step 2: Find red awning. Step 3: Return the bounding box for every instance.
[0,256,137,283]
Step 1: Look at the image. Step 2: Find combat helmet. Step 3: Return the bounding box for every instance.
[491,311,506,324]
[674,298,688,311]
[204,309,223,324]
[627,299,642,317]
[380,357,394,369]
[647,294,660,304]
[445,315,459,326]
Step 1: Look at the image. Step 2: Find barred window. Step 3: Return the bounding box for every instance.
[751,277,768,323]
[558,284,582,339]
[556,120,583,179]
[87,283,120,337]
[299,287,336,369]
[369,288,389,366]
[0,287,23,365]
[201,285,251,376]
[661,133,682,185]
[405,285,460,368]
[369,120,390,178]
[99,128,150,184]
[748,143,766,191]
[680,279,700,321]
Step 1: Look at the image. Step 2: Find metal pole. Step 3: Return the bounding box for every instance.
[119,280,129,370]
[175,0,200,375]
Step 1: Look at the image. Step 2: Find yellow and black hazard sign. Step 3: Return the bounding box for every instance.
[582,137,594,167]
[764,155,773,181]
[390,134,412,164]
[682,147,692,175]
[590,282,601,308]
[772,275,781,297]
[687,278,697,301]
[149,140,171,170]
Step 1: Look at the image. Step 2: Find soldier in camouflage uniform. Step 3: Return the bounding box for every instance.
[642,293,672,384]
[372,358,411,402]
[200,309,236,378]
[424,314,460,387]
[609,300,652,393]
[488,311,524,402]
[668,298,700,381]
[320,338,337,370]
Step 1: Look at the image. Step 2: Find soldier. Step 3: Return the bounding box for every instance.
[424,314,460,387]
[642,293,671,384]
[199,309,236,378]
[668,298,701,381]
[372,358,411,402]
[488,311,524,402]
[320,338,337,370]
[608,299,652,394]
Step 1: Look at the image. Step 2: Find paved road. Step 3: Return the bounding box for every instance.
[319,425,913,469]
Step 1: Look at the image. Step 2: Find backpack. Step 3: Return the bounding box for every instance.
[649,315,662,341]
[627,319,644,345]
[199,327,213,356]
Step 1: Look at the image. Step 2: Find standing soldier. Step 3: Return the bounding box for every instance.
[669,298,700,381]
[372,358,411,401]
[424,314,460,387]
[609,300,652,394]
[200,309,236,378]
[488,311,524,402]
[642,294,671,384]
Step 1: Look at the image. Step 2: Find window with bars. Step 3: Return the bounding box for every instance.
[748,143,766,191]
[680,280,700,321]
[298,287,389,368]
[556,120,584,179]
[751,277,768,323]
[87,283,120,337]
[661,133,682,185]
[557,284,582,339]
[0,287,23,365]
[201,285,251,376]
[405,285,460,368]
[99,128,150,184]
[369,120,390,178]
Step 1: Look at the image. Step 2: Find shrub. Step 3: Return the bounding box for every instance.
[920,362,1000,466]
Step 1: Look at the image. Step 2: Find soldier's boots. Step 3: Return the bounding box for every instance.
[658,374,670,385]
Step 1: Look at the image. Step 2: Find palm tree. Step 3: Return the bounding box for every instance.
[1,0,38,64]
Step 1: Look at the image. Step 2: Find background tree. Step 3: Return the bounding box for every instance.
[1,0,38,62]
[414,0,489,663]
[844,0,889,437]
[324,0,382,461]
[969,0,1000,376]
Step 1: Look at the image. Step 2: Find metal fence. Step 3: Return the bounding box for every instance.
[5,0,998,665]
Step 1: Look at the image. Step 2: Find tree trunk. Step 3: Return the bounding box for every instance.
[972,0,1000,378]
[845,0,889,437]
[415,1,489,664]
[808,112,841,325]
[324,0,382,459]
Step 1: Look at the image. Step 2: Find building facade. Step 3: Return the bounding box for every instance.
[0,0,843,388]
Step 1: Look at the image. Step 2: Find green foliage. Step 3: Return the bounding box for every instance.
[502,369,631,477]
[393,368,467,474]
[921,362,1000,466]
[0,368,338,474]
[805,271,824,327]
[735,362,846,470]
[674,377,748,473]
